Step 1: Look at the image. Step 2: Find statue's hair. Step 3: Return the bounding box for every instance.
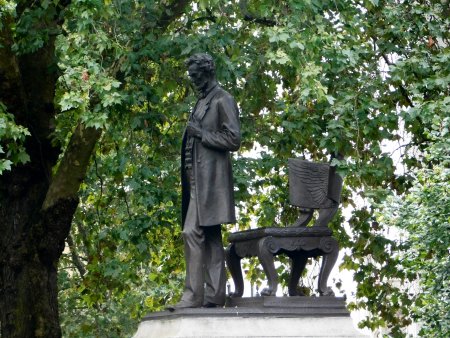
[185,53,215,74]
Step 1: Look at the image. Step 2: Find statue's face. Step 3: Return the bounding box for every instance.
[188,63,210,93]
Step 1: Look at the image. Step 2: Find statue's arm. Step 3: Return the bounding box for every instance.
[201,93,241,151]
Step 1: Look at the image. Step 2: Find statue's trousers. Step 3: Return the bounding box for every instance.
[180,169,226,306]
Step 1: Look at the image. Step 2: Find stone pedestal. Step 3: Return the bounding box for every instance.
[134,297,367,338]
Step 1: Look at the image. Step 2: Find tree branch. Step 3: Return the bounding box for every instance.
[75,221,92,261]
[0,15,28,119]
[16,0,72,17]
[239,0,277,26]
[381,53,414,107]
[183,14,217,30]
[156,0,192,30]
[42,123,102,210]
[66,234,86,278]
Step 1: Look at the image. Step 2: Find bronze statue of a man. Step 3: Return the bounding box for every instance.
[171,53,241,309]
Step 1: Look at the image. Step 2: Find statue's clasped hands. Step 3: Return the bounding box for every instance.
[187,121,202,139]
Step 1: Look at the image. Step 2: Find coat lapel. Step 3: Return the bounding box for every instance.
[196,85,221,122]
[188,100,200,122]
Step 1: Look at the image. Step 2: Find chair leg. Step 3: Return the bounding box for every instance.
[288,253,308,296]
[225,244,244,297]
[258,237,278,296]
[317,241,339,296]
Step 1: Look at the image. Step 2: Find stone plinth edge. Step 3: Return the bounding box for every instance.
[134,297,368,337]
[226,296,347,310]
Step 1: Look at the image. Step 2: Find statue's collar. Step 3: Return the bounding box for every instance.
[198,83,218,99]
[191,85,220,121]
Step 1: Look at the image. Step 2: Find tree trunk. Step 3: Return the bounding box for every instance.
[0,163,78,337]
[0,122,101,337]
[0,3,80,336]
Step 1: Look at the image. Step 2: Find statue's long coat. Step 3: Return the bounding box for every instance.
[181,86,241,227]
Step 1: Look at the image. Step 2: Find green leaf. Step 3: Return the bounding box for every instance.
[16,151,30,164]
[0,159,12,173]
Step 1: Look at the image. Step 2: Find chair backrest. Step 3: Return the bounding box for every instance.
[288,158,343,209]
[288,158,328,208]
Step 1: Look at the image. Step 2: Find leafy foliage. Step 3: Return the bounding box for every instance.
[0,105,30,173]
[57,0,450,336]
[378,163,449,337]
[2,0,449,337]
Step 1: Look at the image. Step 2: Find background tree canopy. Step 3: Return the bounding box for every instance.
[0,0,448,337]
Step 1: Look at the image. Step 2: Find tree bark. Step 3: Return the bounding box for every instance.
[0,3,77,337]
[0,182,78,337]
[0,125,100,338]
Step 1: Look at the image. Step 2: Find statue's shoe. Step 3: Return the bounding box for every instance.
[202,301,224,308]
[166,300,202,312]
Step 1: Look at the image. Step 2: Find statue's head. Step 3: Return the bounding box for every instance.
[185,53,216,92]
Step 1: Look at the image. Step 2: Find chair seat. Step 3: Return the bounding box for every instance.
[228,226,333,242]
